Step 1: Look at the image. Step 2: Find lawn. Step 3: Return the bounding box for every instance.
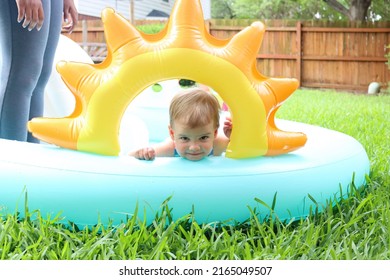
[1,89,389,260]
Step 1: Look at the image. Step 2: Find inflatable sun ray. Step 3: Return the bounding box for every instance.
[28,0,307,158]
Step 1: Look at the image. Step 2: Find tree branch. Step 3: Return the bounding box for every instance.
[323,0,350,16]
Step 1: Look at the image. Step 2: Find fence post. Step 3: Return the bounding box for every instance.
[82,20,88,51]
[296,21,302,87]
[129,0,135,24]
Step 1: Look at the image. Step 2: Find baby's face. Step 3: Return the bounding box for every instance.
[169,120,217,161]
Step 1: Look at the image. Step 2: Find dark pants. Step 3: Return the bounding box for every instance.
[0,0,63,142]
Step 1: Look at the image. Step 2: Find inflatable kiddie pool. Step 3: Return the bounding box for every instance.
[0,120,369,226]
[0,0,369,227]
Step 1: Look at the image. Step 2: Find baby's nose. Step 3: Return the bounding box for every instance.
[189,142,201,151]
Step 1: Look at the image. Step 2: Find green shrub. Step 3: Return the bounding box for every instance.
[136,23,165,34]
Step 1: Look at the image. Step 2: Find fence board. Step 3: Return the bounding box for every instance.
[63,19,390,92]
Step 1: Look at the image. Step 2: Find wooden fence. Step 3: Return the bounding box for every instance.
[64,19,390,92]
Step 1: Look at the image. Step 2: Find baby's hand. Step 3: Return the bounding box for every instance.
[223,116,232,139]
[131,147,156,160]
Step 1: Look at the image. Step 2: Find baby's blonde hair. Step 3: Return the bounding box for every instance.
[169,88,220,129]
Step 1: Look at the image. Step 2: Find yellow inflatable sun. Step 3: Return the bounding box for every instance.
[28,0,306,159]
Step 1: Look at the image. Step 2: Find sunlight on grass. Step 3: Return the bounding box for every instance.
[277,89,389,185]
[1,89,389,260]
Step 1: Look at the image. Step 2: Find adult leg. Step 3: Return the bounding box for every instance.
[0,2,13,123]
[28,0,64,143]
[0,0,50,141]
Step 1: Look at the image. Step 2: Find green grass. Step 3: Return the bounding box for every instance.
[1,89,389,260]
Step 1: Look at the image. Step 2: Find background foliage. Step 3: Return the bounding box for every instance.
[211,0,390,21]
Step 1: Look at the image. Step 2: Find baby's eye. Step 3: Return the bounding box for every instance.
[179,136,190,142]
[199,136,210,141]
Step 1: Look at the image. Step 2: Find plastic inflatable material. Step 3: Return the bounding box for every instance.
[28,0,307,159]
[0,120,369,226]
[0,0,370,226]
[44,35,93,118]
[43,34,149,154]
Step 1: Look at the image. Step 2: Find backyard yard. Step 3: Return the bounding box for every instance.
[1,88,389,260]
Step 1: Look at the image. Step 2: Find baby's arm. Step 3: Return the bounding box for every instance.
[213,133,230,156]
[129,138,175,160]
[129,147,156,160]
[213,116,232,156]
[223,116,232,139]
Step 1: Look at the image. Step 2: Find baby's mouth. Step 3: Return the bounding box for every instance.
[186,151,204,157]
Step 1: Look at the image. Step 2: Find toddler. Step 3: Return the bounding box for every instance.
[129,88,232,161]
